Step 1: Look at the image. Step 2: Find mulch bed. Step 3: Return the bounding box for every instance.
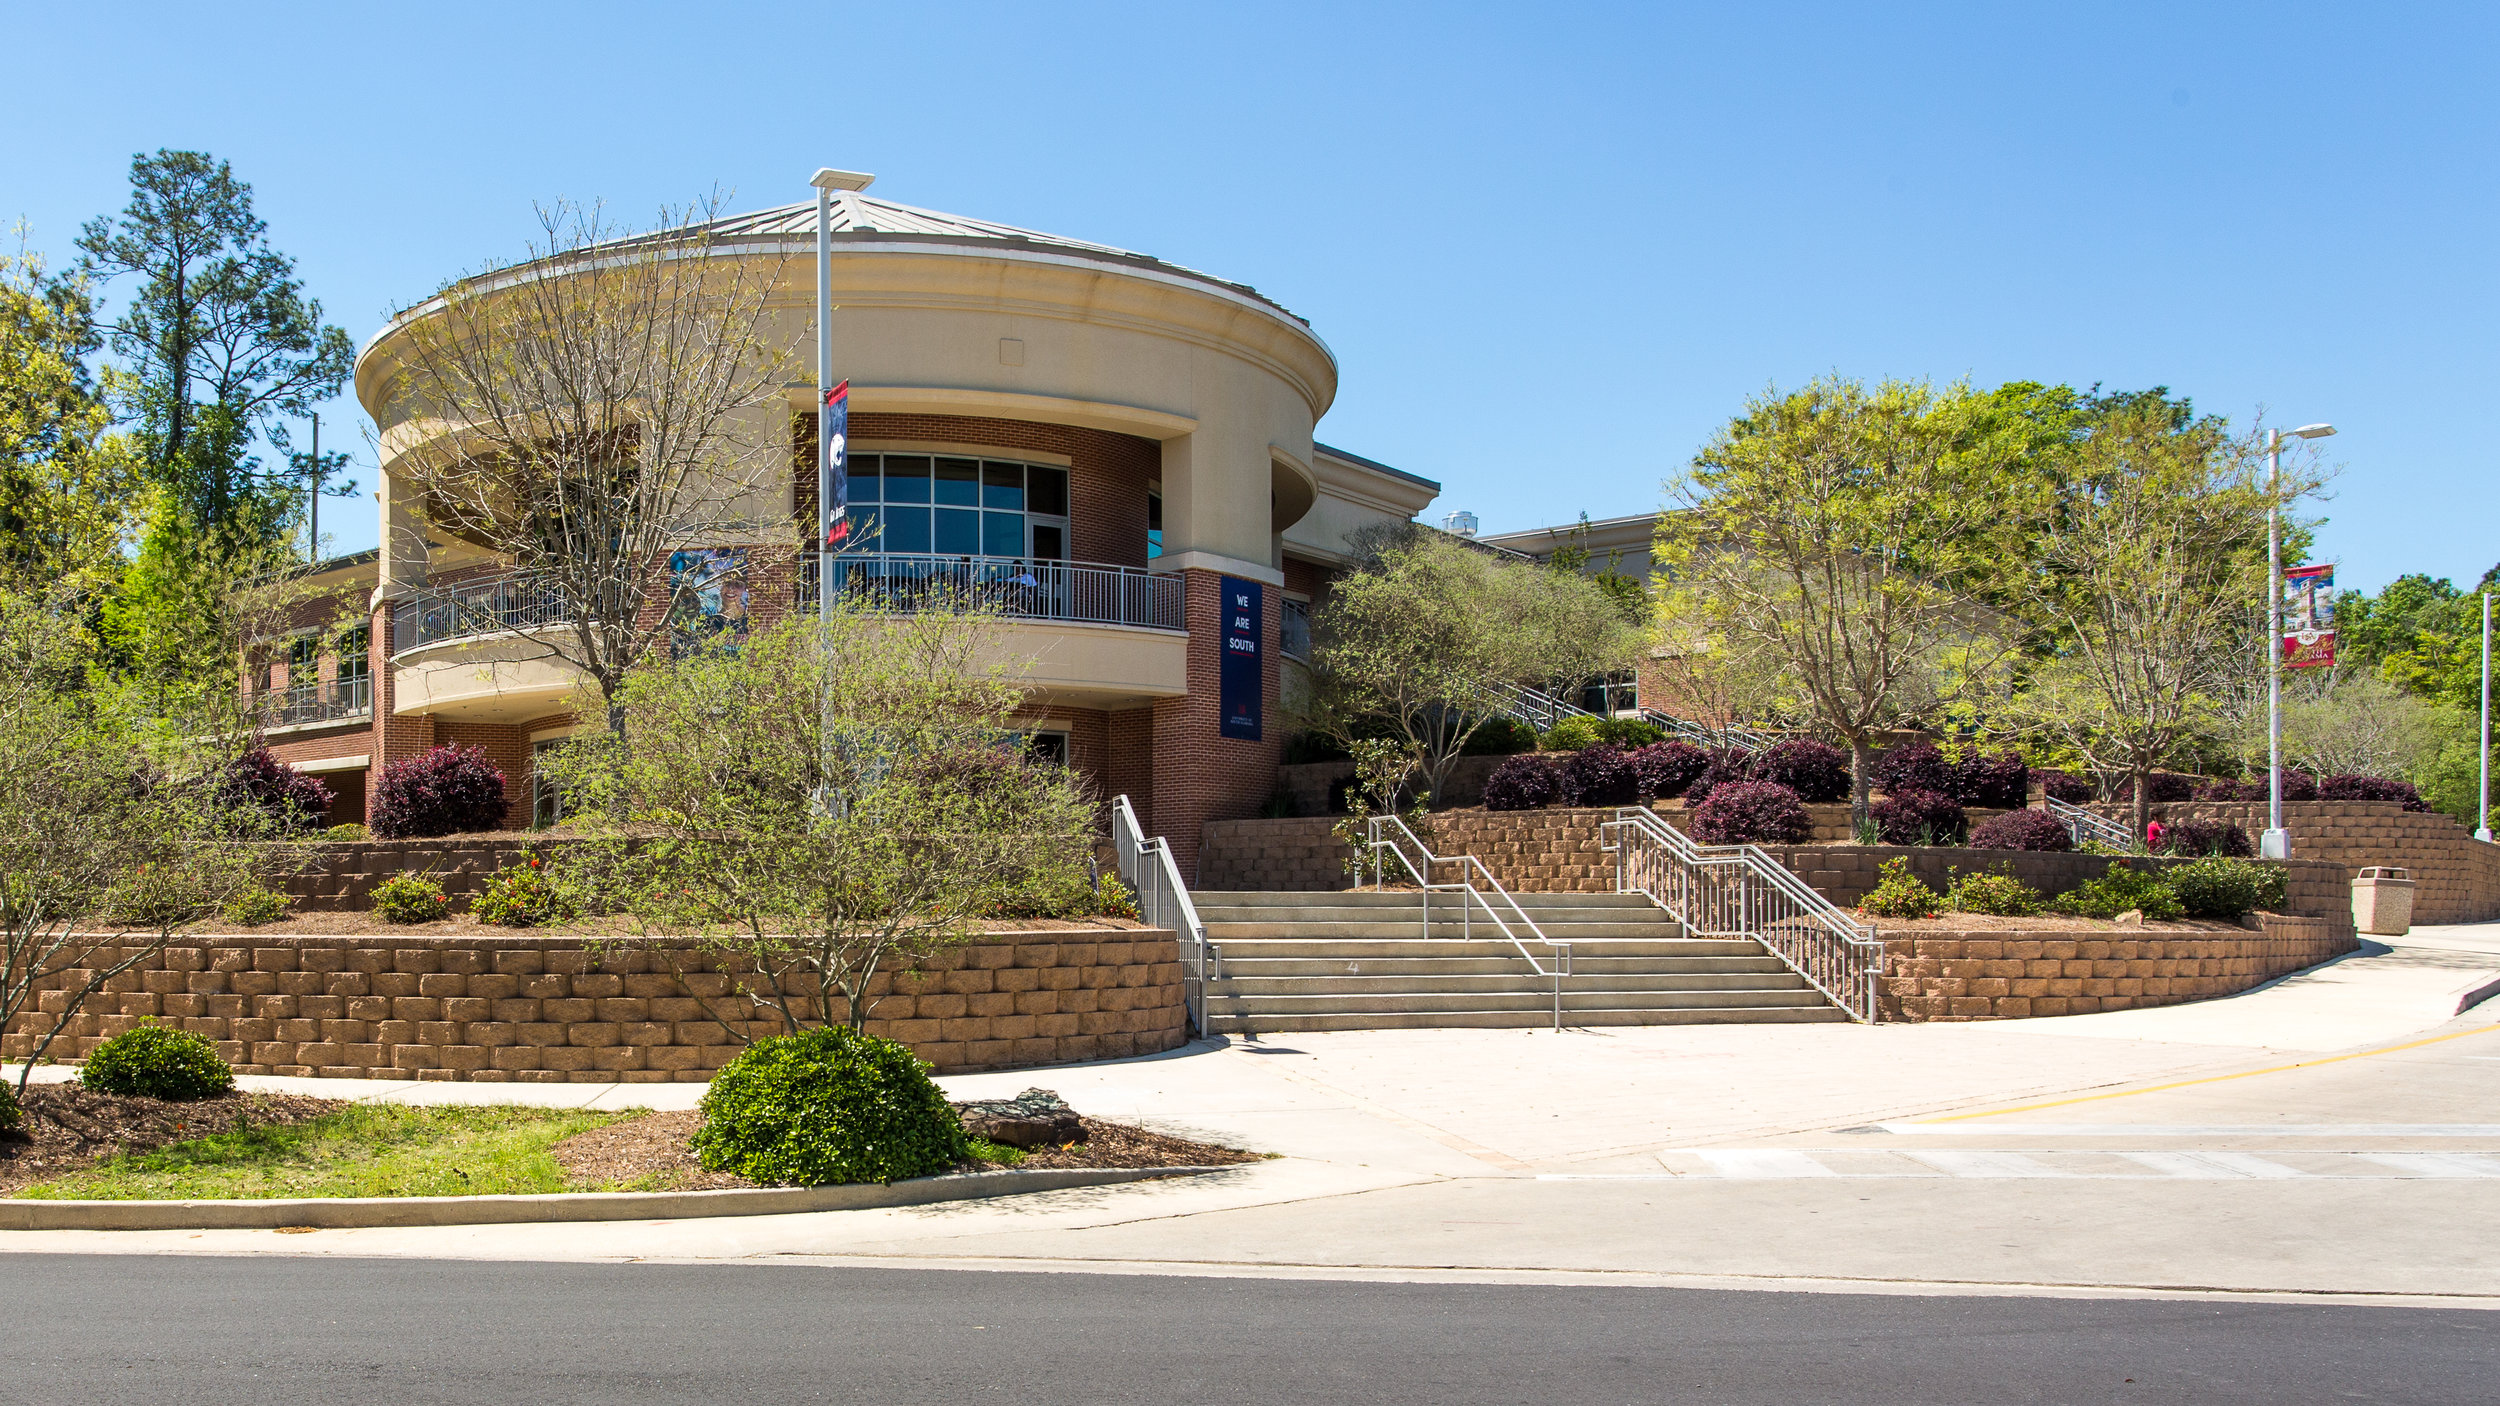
[0,1085,345,1197]
[549,1109,1258,1192]
[1865,914,2278,933]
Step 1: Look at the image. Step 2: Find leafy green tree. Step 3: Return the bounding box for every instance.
[0,237,137,587]
[1657,375,2034,820]
[75,150,353,546]
[541,601,1098,1037]
[2337,570,2498,711]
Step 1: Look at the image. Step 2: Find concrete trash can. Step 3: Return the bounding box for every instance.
[2351,866,2415,937]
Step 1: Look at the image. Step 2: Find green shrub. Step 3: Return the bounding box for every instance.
[2049,863,2184,922]
[1860,857,1943,919]
[372,872,452,924]
[81,1024,235,1101]
[1539,716,1605,752]
[0,1080,21,1135]
[471,857,569,927]
[1460,717,1539,756]
[326,823,371,841]
[691,1027,970,1185]
[1595,717,1665,749]
[2165,857,2286,919]
[1945,866,2043,917]
[222,886,291,928]
[1089,874,1140,920]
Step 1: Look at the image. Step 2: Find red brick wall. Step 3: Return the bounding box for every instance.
[1154,568,1283,876]
[1108,707,1154,822]
[794,412,1159,569]
[369,602,434,828]
[431,721,533,830]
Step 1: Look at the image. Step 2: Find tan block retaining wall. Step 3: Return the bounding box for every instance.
[2090,800,2500,925]
[3,929,1186,1082]
[1876,918,2355,1022]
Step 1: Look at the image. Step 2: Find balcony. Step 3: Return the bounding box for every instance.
[392,574,569,652]
[257,677,373,729]
[798,554,1184,632]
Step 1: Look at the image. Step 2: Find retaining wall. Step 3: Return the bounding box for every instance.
[4,928,1187,1082]
[1876,918,2356,1022]
[2089,800,2500,925]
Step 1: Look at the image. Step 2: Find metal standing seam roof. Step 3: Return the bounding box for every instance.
[681,191,1307,324]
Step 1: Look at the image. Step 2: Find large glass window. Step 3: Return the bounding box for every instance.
[843,454,1071,561]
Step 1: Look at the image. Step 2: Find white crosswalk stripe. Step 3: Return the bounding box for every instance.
[1901,1150,2065,1178]
[1693,1149,1839,1179]
[1638,1148,2500,1180]
[2116,1150,2306,1179]
[2358,1152,2500,1177]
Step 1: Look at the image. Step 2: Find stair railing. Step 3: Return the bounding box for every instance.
[1601,806,1884,1022]
[1636,708,1773,755]
[1485,680,1594,733]
[1111,794,1216,1037]
[1364,813,1574,1030]
[2047,795,2140,852]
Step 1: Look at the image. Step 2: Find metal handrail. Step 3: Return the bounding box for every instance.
[258,676,373,727]
[1636,708,1773,755]
[802,553,1185,632]
[1363,813,1574,1030]
[1110,794,1215,1037]
[1601,806,1884,1022]
[392,572,569,651]
[1485,680,1595,733]
[2048,795,2139,852]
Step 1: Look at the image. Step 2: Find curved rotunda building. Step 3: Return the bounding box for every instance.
[273,177,1440,865]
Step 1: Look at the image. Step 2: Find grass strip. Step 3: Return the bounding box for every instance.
[12,1104,634,1201]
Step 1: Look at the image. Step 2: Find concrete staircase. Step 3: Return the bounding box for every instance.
[1193,890,1847,1032]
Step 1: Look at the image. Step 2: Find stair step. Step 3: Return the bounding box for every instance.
[1204,920,1684,940]
[1211,972,1811,996]
[1217,956,1792,977]
[1192,890,1663,908]
[1208,987,1825,1014]
[1207,1006,1850,1032]
[1208,939,1762,960]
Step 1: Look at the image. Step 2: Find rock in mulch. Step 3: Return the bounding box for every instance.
[954,1088,1086,1149]
[0,1084,344,1197]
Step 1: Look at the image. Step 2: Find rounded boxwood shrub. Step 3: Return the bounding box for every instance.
[1750,739,1849,803]
[1870,788,1965,845]
[2155,818,2253,858]
[1482,753,1560,811]
[1968,807,2074,852]
[220,746,334,835]
[1688,780,1810,845]
[1872,743,1950,798]
[372,872,453,924]
[1595,717,1665,749]
[372,744,509,839]
[81,1024,234,1101]
[1539,716,1605,752]
[1945,749,2030,809]
[1461,717,1539,756]
[1560,743,1641,807]
[2031,768,2092,804]
[1630,741,1711,799]
[2318,774,2430,811]
[223,885,292,927]
[2166,856,2287,919]
[692,1026,970,1186]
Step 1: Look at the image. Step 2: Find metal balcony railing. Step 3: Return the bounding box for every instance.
[392,573,569,651]
[257,676,373,727]
[800,554,1184,632]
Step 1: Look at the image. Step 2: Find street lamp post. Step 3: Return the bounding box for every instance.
[809,167,874,814]
[2263,422,2336,861]
[2478,590,2492,843]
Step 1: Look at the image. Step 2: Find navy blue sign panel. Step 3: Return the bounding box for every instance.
[1218,576,1263,741]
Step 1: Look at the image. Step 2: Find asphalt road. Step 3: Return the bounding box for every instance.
[1,1256,2488,1405]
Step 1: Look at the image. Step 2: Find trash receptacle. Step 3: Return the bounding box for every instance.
[2351,866,2415,936]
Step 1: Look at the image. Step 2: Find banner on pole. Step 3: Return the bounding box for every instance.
[821,380,850,547]
[1218,576,1263,740]
[2282,563,2336,669]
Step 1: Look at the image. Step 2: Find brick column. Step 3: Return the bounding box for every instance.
[1149,568,1282,877]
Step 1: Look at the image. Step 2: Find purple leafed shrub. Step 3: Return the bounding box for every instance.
[1945,750,2031,809]
[1688,780,1810,845]
[2143,771,2199,803]
[220,746,334,835]
[1684,753,1754,806]
[2317,775,2431,811]
[1560,743,1642,808]
[2031,768,2092,804]
[2195,769,2319,803]
[1967,807,2074,852]
[1872,743,1950,798]
[1482,754,1561,812]
[1870,787,1966,845]
[1750,739,1850,804]
[1629,741,1711,800]
[372,744,510,839]
[2155,819,2254,857]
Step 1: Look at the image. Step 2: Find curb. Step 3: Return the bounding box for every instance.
[0,1165,1239,1233]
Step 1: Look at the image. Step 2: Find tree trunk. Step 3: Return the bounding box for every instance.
[2131,769,2150,847]
[1848,737,1875,833]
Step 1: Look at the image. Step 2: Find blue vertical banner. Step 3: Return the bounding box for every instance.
[1218,576,1263,740]
[821,379,851,547]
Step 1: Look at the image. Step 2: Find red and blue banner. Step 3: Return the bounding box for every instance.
[821,379,850,547]
[1219,576,1263,740]
[2282,563,2336,669]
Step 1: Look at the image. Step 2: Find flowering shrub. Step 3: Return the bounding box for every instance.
[1859,858,1942,919]
[1688,780,1810,845]
[1944,749,2031,808]
[2318,775,2431,811]
[1945,866,2044,916]
[372,872,453,924]
[1870,788,1965,845]
[1482,754,1561,811]
[1684,753,1753,805]
[1872,743,1950,798]
[372,745,509,839]
[472,856,570,926]
[1750,740,1849,803]
[1629,741,1711,799]
[219,746,334,835]
[2155,819,2254,858]
[1968,807,2073,852]
[2031,768,2092,804]
[1560,743,1641,807]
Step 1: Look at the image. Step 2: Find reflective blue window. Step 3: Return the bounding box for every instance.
[935,507,981,555]
[883,505,931,553]
[934,457,980,507]
[883,456,930,503]
[983,510,1023,557]
[982,462,1024,510]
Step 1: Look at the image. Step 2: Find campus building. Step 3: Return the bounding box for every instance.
[255,178,1444,868]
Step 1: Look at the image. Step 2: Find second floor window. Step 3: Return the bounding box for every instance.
[842,455,1070,560]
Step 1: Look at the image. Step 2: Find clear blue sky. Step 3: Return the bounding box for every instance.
[6,1,2491,592]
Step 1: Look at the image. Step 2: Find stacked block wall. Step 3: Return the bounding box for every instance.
[2089,800,2500,924]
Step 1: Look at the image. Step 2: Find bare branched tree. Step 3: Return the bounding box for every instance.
[384,200,792,730]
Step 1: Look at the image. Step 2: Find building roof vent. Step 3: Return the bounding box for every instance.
[1441,510,1479,539]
